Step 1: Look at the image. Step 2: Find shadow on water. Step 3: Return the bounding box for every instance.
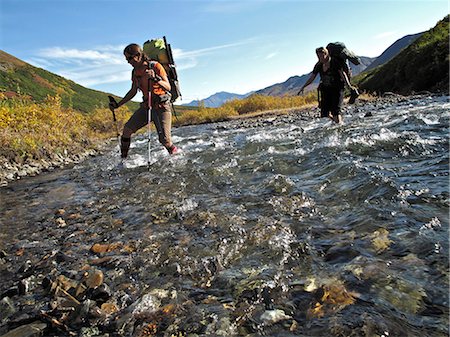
[0,95,448,336]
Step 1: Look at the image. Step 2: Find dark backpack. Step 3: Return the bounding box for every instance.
[143,36,181,103]
[326,42,361,66]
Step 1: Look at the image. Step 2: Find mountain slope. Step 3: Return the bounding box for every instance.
[364,32,423,71]
[255,74,319,96]
[183,91,252,108]
[0,50,136,113]
[351,56,378,75]
[254,55,375,97]
[357,16,449,94]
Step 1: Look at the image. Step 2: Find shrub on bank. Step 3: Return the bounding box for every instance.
[0,91,317,163]
[0,93,131,163]
[174,91,317,126]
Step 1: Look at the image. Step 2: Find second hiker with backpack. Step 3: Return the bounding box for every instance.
[109,43,178,159]
[298,43,360,124]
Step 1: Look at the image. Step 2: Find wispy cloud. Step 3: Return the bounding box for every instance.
[27,39,253,87]
[173,40,252,70]
[265,52,278,60]
[27,45,129,87]
[38,47,116,61]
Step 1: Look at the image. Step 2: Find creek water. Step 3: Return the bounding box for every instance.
[0,95,449,336]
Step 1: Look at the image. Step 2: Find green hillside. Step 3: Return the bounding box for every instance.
[0,50,140,113]
[0,50,197,115]
[356,16,449,94]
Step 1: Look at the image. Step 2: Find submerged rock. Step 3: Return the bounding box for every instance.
[0,321,47,337]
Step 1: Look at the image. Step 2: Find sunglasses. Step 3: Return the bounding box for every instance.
[125,54,138,61]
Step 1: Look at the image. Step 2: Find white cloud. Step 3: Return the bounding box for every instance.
[38,47,108,60]
[265,52,278,60]
[174,40,250,59]
[28,39,253,87]
[60,69,131,87]
[168,39,256,71]
[27,45,129,87]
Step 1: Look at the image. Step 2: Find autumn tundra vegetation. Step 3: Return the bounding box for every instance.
[0,91,318,163]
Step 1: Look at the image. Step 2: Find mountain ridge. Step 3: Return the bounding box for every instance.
[364,32,423,71]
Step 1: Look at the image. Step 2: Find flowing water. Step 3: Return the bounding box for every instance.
[0,95,449,336]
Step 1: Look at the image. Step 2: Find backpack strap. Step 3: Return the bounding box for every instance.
[148,61,170,96]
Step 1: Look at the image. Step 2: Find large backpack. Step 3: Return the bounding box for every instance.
[326,42,361,66]
[143,36,181,103]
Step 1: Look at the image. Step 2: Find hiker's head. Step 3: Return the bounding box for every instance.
[315,47,329,63]
[124,44,144,65]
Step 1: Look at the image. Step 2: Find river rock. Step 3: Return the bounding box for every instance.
[0,321,47,337]
[260,309,292,325]
[84,269,104,289]
[0,297,16,324]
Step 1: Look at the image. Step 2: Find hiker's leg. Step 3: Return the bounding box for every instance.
[152,103,175,152]
[320,88,332,119]
[121,106,148,158]
[331,88,344,124]
[120,127,132,158]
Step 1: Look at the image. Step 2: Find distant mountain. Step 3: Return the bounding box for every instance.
[350,56,377,76]
[358,15,449,94]
[183,91,252,108]
[364,32,423,71]
[255,74,319,97]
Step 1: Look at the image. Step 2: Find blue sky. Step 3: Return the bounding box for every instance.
[1,0,448,104]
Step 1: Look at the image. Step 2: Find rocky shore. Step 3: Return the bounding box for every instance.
[0,143,109,187]
[218,92,426,130]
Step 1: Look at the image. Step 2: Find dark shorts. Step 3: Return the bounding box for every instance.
[319,86,344,117]
[125,102,173,146]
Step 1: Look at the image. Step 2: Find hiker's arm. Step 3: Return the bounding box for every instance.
[154,74,171,92]
[116,83,138,107]
[298,73,317,95]
[339,69,355,90]
[148,69,171,91]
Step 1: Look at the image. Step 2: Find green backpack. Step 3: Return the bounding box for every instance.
[143,36,181,103]
[326,42,361,66]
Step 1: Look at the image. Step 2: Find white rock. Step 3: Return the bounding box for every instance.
[260,309,291,325]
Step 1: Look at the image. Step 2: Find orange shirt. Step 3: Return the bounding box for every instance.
[150,62,168,96]
[132,61,168,102]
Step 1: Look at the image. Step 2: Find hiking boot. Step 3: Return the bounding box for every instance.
[168,145,179,155]
[349,88,359,104]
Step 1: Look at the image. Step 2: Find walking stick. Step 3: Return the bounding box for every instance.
[108,96,121,154]
[147,92,153,169]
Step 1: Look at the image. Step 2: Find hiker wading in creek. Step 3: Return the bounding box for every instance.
[298,46,358,124]
[109,43,178,158]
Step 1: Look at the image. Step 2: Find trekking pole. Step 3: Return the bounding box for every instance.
[171,102,179,122]
[147,94,152,168]
[108,96,121,153]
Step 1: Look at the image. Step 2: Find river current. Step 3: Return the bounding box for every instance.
[0,95,449,336]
